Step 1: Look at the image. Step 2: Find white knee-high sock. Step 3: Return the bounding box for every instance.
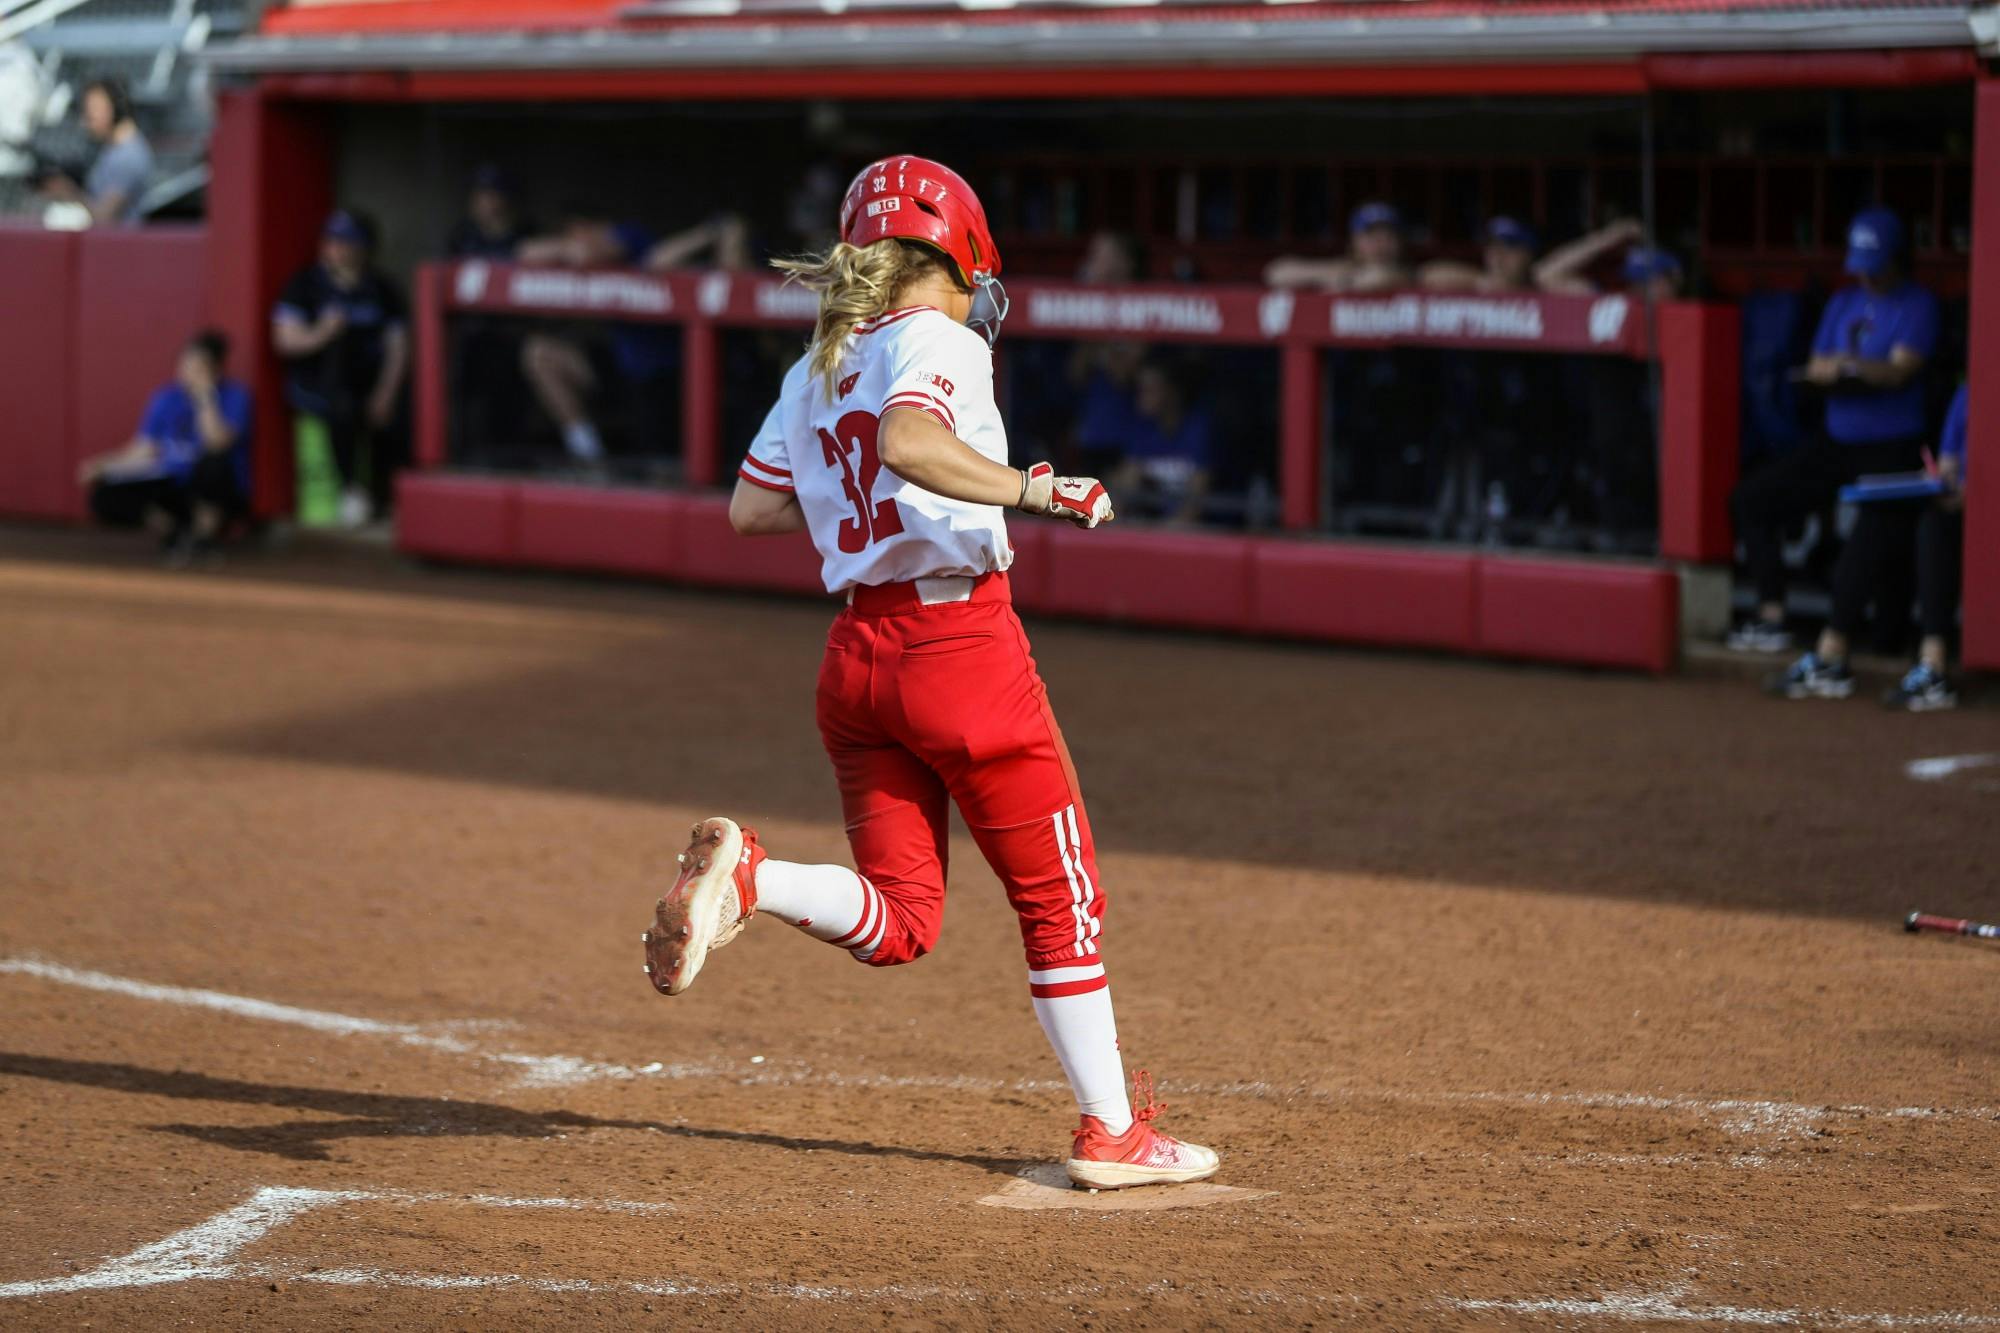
[755,859,876,947]
[1030,964,1133,1135]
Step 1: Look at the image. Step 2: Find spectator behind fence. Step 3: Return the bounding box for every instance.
[1063,232,1149,476]
[36,77,153,226]
[1112,360,1214,525]
[1546,232,1682,545]
[1621,246,1685,304]
[446,164,531,258]
[1726,207,1938,654]
[1421,216,1543,294]
[1420,217,1573,540]
[75,329,251,564]
[517,205,750,466]
[1769,381,1968,710]
[272,209,410,527]
[445,166,533,462]
[1265,202,1411,292]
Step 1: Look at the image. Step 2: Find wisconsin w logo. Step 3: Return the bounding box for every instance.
[838,372,862,400]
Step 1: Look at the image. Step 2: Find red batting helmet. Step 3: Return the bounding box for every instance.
[839,155,1002,286]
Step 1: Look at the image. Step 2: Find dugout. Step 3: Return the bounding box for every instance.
[4,0,1996,672]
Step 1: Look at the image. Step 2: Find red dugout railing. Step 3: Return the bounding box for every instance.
[400,261,1740,671]
[414,260,1738,557]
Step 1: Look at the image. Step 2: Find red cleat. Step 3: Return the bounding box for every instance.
[1066,1071,1221,1189]
[642,817,763,997]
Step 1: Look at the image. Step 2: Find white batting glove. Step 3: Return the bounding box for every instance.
[1017,461,1115,529]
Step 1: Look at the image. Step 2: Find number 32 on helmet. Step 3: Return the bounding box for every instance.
[839,156,1009,347]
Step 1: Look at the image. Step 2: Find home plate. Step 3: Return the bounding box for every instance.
[977,1165,1272,1211]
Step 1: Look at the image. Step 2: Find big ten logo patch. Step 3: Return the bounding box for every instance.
[838,372,862,400]
[865,198,902,218]
[919,373,955,396]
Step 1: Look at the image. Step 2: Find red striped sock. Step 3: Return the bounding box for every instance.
[1029,963,1131,1134]
[756,860,878,953]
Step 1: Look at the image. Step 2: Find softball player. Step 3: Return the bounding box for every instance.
[642,156,1218,1190]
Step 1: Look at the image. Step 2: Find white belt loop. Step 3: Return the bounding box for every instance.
[914,576,975,606]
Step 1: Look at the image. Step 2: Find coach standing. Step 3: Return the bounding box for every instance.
[1726,208,1939,652]
[272,210,409,527]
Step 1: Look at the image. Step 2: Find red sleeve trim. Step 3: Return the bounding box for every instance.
[737,468,796,494]
[883,396,956,433]
[741,454,793,480]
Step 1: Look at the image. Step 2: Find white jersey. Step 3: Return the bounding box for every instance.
[738,306,1014,594]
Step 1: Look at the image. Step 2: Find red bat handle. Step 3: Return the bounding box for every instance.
[1906,911,2000,940]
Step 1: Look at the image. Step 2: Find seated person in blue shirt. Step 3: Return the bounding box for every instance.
[517,204,750,467]
[1773,382,1969,710]
[1071,338,1148,477]
[76,329,252,562]
[1111,360,1214,525]
[1728,207,1939,653]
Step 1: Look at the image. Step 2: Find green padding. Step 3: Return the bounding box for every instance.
[294,416,341,527]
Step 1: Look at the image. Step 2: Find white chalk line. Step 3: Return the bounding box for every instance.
[0,1187,671,1301]
[1906,753,2000,783]
[6,956,1997,1150]
[1447,1281,2000,1329]
[0,1186,1322,1308]
[8,1189,1998,1328]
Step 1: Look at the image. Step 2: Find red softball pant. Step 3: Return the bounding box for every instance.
[815,572,1106,971]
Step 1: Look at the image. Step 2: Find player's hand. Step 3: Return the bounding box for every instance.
[1018,461,1114,529]
[316,306,348,340]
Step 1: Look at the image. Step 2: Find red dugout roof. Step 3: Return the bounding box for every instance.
[208,0,1986,87]
[258,0,1972,37]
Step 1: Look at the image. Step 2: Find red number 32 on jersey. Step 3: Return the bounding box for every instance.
[817,410,906,553]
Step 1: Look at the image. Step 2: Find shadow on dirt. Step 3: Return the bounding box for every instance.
[0,1051,1034,1176]
[187,608,2000,925]
[11,524,1999,923]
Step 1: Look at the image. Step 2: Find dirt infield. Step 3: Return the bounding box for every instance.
[3,525,1998,1330]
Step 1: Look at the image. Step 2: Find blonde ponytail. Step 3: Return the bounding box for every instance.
[772,239,948,397]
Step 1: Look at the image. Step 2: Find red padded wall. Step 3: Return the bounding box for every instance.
[72,228,211,519]
[1036,527,1253,631]
[1656,302,1740,565]
[1250,541,1477,651]
[516,484,682,577]
[1474,558,1678,673]
[207,90,336,517]
[1002,522,1050,611]
[395,473,517,562]
[0,229,79,520]
[673,495,822,594]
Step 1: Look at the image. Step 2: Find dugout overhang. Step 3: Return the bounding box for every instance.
[206,1,1987,91]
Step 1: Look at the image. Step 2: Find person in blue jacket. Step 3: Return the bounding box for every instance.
[1727,207,1939,654]
[77,329,253,565]
[1771,381,1968,710]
